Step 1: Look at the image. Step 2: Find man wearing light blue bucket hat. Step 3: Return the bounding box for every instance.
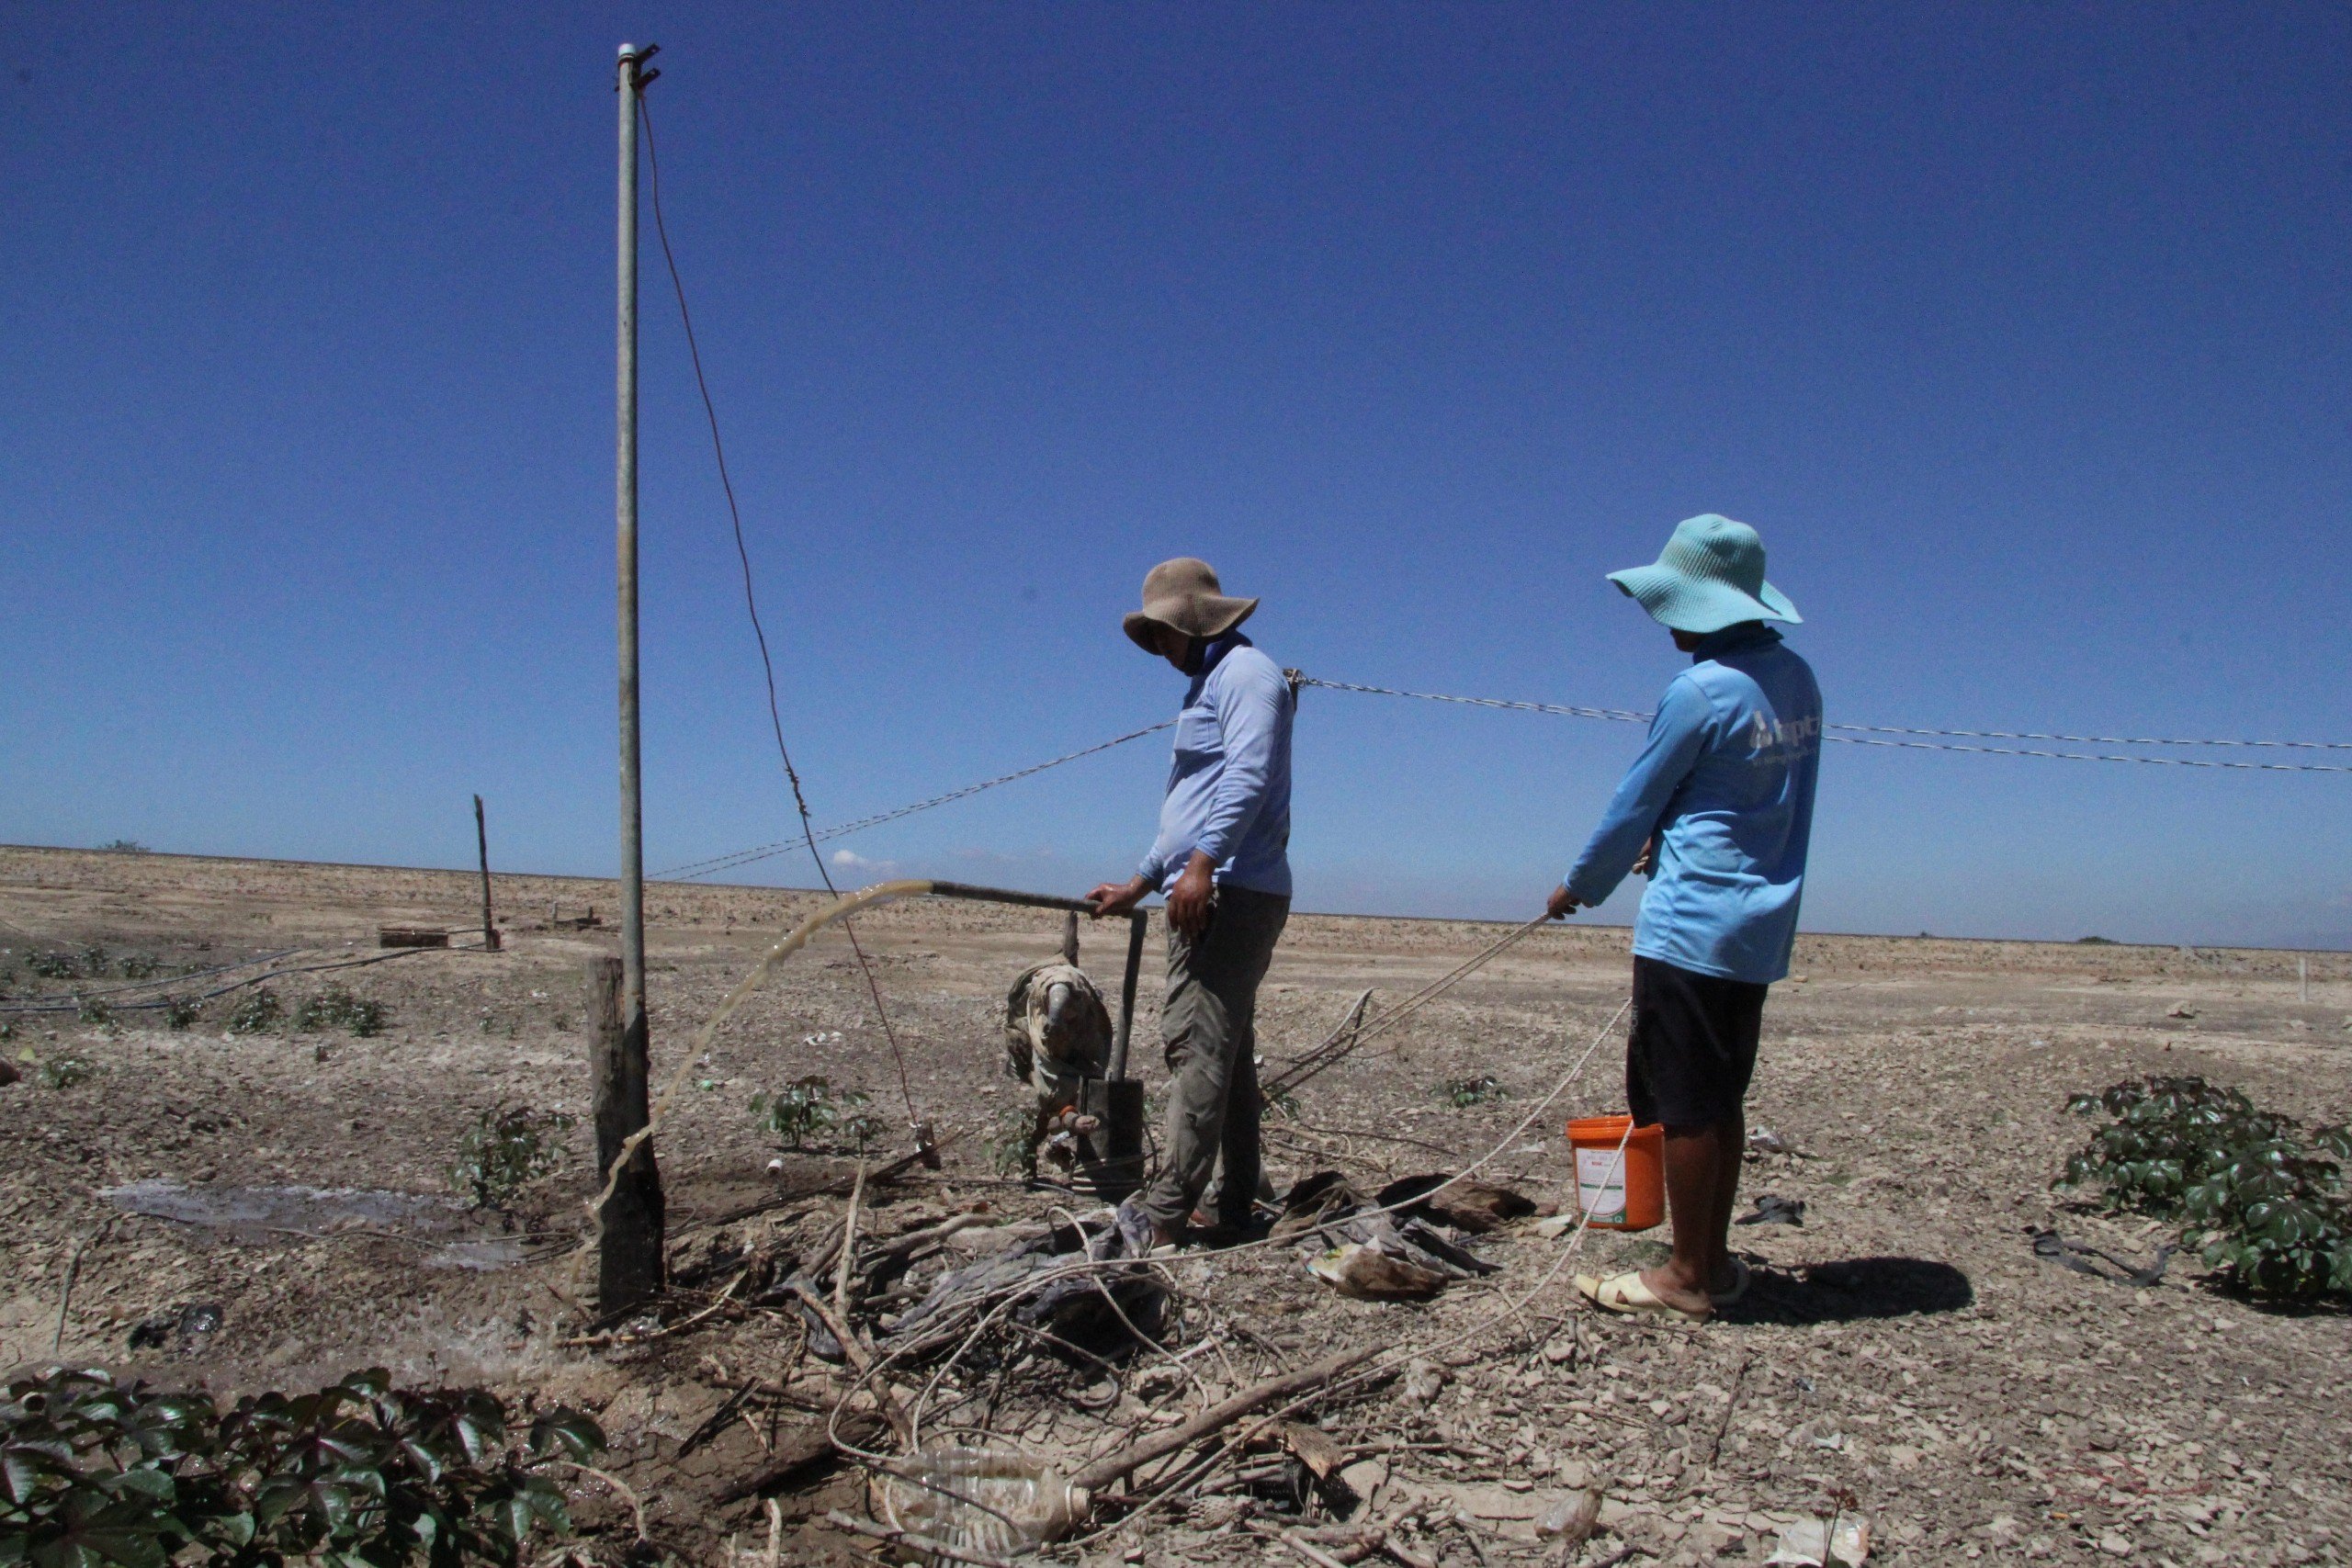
[1544,514,1822,1324]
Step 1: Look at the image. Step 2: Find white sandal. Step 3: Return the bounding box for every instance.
[1574,1269,1713,1324]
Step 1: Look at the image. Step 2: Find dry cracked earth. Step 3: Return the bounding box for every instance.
[3,844,2347,1566]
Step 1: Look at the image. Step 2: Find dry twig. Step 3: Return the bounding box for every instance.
[787,1280,913,1443]
[51,1219,113,1355]
[1071,1345,1384,1495]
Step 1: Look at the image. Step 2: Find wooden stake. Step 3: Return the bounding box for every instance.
[473,795,501,952]
[833,1160,865,1323]
[590,953,665,1312]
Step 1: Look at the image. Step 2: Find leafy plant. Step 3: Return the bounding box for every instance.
[162,998,201,1032]
[76,997,113,1027]
[37,1056,93,1090]
[113,953,163,980]
[28,950,89,980]
[226,987,283,1036]
[750,1076,866,1150]
[295,984,387,1038]
[2062,1075,2352,1302]
[842,1107,887,1154]
[1440,1074,1508,1109]
[1262,1082,1302,1120]
[2062,1077,2292,1213]
[447,1109,574,1211]
[983,1101,1038,1179]
[0,1364,602,1568]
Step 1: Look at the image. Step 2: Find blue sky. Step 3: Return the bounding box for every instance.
[4,4,2347,948]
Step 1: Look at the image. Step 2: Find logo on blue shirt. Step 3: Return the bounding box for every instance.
[1747,711,1820,758]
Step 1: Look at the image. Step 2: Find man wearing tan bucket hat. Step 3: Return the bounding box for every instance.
[1547,515,1822,1324]
[1088,558,1295,1251]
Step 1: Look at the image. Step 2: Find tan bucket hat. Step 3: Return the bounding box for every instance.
[1122,558,1260,652]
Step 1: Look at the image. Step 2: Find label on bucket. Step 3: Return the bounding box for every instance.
[1576,1146,1630,1224]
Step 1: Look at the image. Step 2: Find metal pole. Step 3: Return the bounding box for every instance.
[473,795,500,952]
[600,40,665,1314]
[616,43,651,1058]
[1110,910,1147,1081]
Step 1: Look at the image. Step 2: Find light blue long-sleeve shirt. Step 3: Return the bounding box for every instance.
[1565,626,1821,985]
[1137,633,1295,897]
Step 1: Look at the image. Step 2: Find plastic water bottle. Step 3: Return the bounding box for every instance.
[876,1445,1089,1554]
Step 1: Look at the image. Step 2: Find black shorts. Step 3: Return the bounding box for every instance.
[1626,955,1767,1129]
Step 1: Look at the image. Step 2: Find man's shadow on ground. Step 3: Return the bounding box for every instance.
[1724,1256,1974,1325]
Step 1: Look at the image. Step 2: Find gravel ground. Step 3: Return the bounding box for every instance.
[3,844,2346,1566]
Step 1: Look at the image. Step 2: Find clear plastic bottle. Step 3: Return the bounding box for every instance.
[875,1444,1090,1555]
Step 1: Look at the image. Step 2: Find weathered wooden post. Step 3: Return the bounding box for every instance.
[472,795,500,952]
[589,953,664,1310]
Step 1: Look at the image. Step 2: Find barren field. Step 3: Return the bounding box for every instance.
[4,843,2347,1567]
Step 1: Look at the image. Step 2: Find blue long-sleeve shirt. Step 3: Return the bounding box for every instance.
[1137,633,1295,897]
[1565,626,1821,985]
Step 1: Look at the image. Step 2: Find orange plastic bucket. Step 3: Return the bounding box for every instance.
[1565,1114,1666,1231]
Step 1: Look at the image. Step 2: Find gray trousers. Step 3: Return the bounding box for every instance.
[1138,884,1290,1228]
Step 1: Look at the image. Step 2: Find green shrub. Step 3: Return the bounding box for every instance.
[226,987,282,1036]
[2062,1075,2352,1302]
[842,1107,887,1154]
[37,1057,93,1090]
[750,1076,865,1150]
[1440,1074,1508,1109]
[0,1365,600,1568]
[294,984,386,1038]
[162,997,201,1032]
[983,1101,1038,1178]
[447,1109,573,1211]
[75,997,112,1027]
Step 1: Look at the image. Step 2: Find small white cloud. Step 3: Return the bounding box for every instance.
[831,849,899,874]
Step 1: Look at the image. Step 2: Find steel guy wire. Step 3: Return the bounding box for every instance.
[1290,675,2352,772]
[653,666,2352,893]
[651,719,1174,883]
[639,93,920,1128]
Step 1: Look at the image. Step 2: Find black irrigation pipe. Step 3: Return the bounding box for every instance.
[0,942,492,1016]
[0,947,304,1002]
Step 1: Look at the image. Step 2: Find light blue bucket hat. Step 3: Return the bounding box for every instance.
[1606,514,1799,634]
